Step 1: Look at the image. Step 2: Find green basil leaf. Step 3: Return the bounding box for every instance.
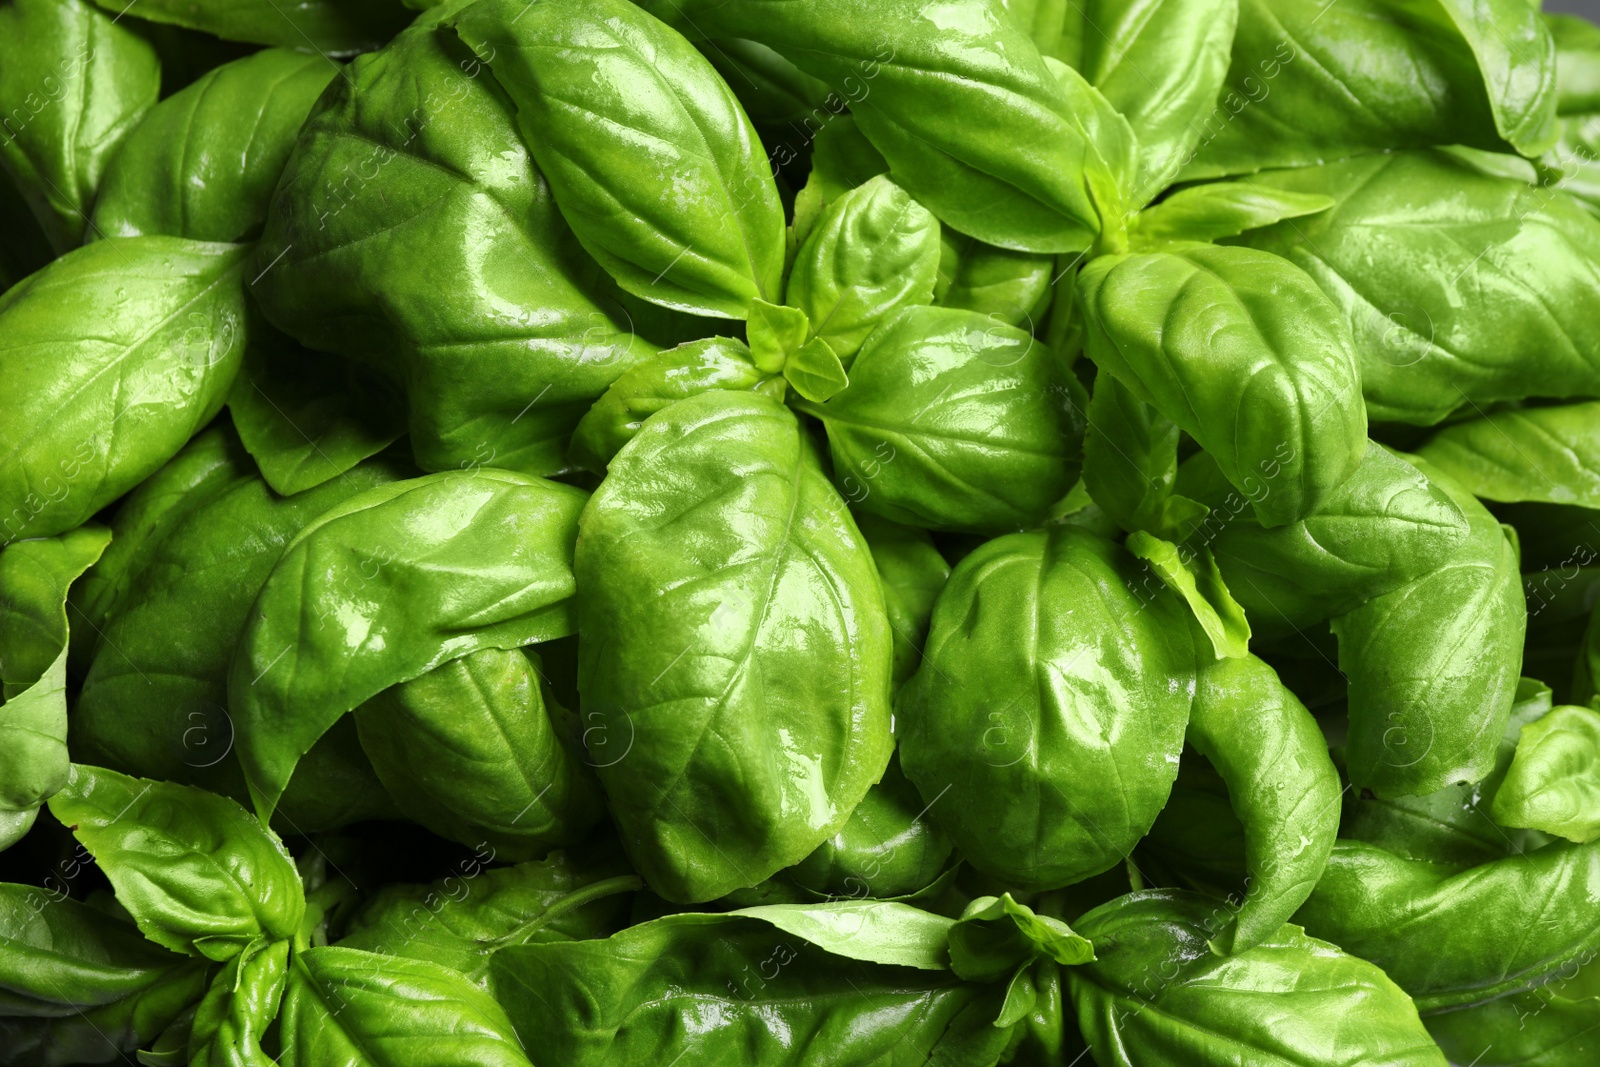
[280,947,532,1067]
[1333,458,1526,798]
[225,326,407,497]
[787,751,954,899]
[947,894,1094,982]
[0,237,249,544]
[47,765,305,961]
[0,0,159,251]
[0,523,109,693]
[698,37,830,126]
[90,49,335,243]
[783,336,849,403]
[1180,443,1470,638]
[185,936,287,1067]
[852,514,949,689]
[786,175,941,364]
[726,900,955,971]
[933,231,1053,329]
[1070,889,1445,1066]
[253,19,653,476]
[88,0,409,53]
[1126,532,1251,660]
[489,914,1011,1067]
[566,337,779,473]
[899,528,1196,890]
[336,845,638,981]
[353,647,606,860]
[786,115,889,252]
[1492,705,1600,843]
[1238,150,1600,425]
[73,442,403,831]
[1185,654,1341,955]
[797,305,1086,533]
[746,298,810,373]
[1078,242,1366,527]
[1131,181,1334,246]
[1417,401,1600,507]
[1295,839,1600,1012]
[232,470,588,817]
[576,390,893,902]
[0,649,68,838]
[642,0,1113,254]
[455,0,784,318]
[1185,0,1555,179]
[1426,978,1600,1067]
[1082,374,1208,540]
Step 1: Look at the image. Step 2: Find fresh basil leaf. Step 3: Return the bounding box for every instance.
[786,174,941,364]
[745,298,810,373]
[455,0,785,318]
[1185,654,1341,955]
[1131,181,1334,246]
[231,470,588,817]
[0,649,68,843]
[1126,532,1251,660]
[0,0,159,251]
[566,337,781,473]
[727,900,956,971]
[225,325,408,497]
[796,305,1086,533]
[1333,458,1526,798]
[253,18,654,476]
[933,231,1054,329]
[1295,839,1600,1012]
[280,947,533,1067]
[1417,401,1600,508]
[1426,978,1600,1067]
[185,936,287,1067]
[489,913,1011,1067]
[947,894,1093,982]
[352,647,606,860]
[88,0,409,53]
[1079,242,1366,527]
[787,114,889,252]
[898,528,1196,890]
[0,523,109,694]
[787,751,954,899]
[1239,150,1600,425]
[1070,889,1445,1066]
[47,765,305,961]
[0,237,249,544]
[641,0,1114,254]
[575,390,893,902]
[1082,374,1205,540]
[698,37,830,125]
[90,49,336,242]
[852,515,949,690]
[1492,705,1600,843]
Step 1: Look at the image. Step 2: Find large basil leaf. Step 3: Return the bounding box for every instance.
[1185,0,1556,179]
[1180,444,1469,638]
[933,231,1053,328]
[1416,401,1600,508]
[455,0,784,319]
[641,0,1115,254]
[489,913,1010,1067]
[185,936,287,1067]
[576,390,893,903]
[786,175,941,363]
[1239,150,1600,425]
[1296,839,1600,1012]
[566,337,781,474]
[0,237,249,544]
[232,470,588,817]
[226,326,407,497]
[1069,890,1445,1066]
[788,753,954,900]
[90,49,335,242]
[353,647,606,860]
[898,528,1196,890]
[73,443,404,832]
[253,19,654,476]
[1078,242,1366,527]
[88,0,409,53]
[1333,459,1525,798]
[854,513,950,688]
[336,845,638,982]
[796,305,1085,533]
[0,0,159,251]
[280,947,533,1067]
[1492,705,1600,843]
[1185,654,1340,955]
[47,765,306,962]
